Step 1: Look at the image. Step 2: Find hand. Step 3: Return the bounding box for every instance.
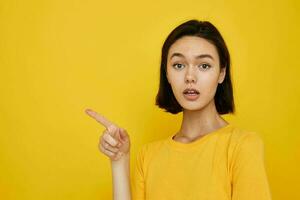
[85,108,131,162]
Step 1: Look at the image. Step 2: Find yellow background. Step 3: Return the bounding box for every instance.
[0,0,299,199]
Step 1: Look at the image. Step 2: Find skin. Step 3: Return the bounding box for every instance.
[85,35,229,199]
[166,36,229,143]
[85,109,131,200]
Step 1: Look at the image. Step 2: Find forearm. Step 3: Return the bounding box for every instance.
[111,153,131,200]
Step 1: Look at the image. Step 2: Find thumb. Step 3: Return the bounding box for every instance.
[119,128,128,143]
[107,125,119,140]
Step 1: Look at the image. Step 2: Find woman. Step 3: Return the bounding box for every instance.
[85,19,272,200]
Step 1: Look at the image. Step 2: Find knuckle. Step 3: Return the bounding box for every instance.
[100,145,114,157]
[102,133,108,141]
[101,140,118,152]
[103,133,113,144]
[105,143,109,148]
[100,135,104,143]
[100,138,105,146]
[111,147,118,153]
[107,135,117,146]
[111,141,118,147]
[107,124,117,132]
[108,151,115,157]
[99,145,104,153]
[104,131,111,137]
[108,145,118,153]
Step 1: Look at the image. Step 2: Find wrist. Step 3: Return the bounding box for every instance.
[111,152,130,165]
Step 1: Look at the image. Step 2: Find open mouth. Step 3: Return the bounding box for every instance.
[183,89,200,101]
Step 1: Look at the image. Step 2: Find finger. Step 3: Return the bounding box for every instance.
[104,126,120,143]
[100,137,119,153]
[116,129,123,148]
[107,125,119,139]
[103,131,119,147]
[119,128,128,142]
[85,108,115,128]
[99,143,116,157]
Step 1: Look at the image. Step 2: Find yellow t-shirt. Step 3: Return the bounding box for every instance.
[132,123,272,200]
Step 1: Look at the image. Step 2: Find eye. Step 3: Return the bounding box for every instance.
[199,63,211,70]
[172,63,184,69]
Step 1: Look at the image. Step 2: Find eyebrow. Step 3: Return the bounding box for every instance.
[170,52,214,61]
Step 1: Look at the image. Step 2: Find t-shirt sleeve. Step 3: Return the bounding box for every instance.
[132,145,146,200]
[231,132,272,200]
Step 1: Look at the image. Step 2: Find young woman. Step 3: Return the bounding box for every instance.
[85,19,272,200]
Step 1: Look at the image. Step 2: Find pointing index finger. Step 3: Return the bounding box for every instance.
[85,108,115,129]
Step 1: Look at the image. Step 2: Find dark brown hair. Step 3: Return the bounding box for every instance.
[155,19,235,115]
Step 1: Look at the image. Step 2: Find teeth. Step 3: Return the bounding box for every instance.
[186,90,198,94]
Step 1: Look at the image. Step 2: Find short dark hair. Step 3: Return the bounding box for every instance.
[155,19,235,115]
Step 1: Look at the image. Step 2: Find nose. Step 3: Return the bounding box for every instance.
[185,67,196,84]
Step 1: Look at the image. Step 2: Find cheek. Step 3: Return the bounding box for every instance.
[169,78,182,93]
[198,75,219,95]
[167,71,181,87]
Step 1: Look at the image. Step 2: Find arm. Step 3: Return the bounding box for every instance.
[231,132,272,200]
[84,109,132,200]
[131,145,146,200]
[111,152,131,200]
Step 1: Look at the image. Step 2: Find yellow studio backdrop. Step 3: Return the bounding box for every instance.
[0,0,299,199]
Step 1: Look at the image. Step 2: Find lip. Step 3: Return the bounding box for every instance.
[182,87,200,101]
[183,88,200,94]
[183,93,199,101]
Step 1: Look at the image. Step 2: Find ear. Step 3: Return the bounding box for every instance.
[218,67,226,84]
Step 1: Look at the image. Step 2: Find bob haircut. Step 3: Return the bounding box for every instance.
[155,19,235,115]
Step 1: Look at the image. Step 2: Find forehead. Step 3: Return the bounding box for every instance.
[168,36,219,60]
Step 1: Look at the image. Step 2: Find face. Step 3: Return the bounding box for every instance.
[166,36,226,111]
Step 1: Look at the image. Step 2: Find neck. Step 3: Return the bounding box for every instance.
[176,99,228,140]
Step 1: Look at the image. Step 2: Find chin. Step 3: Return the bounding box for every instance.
[182,105,205,112]
[179,99,206,111]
